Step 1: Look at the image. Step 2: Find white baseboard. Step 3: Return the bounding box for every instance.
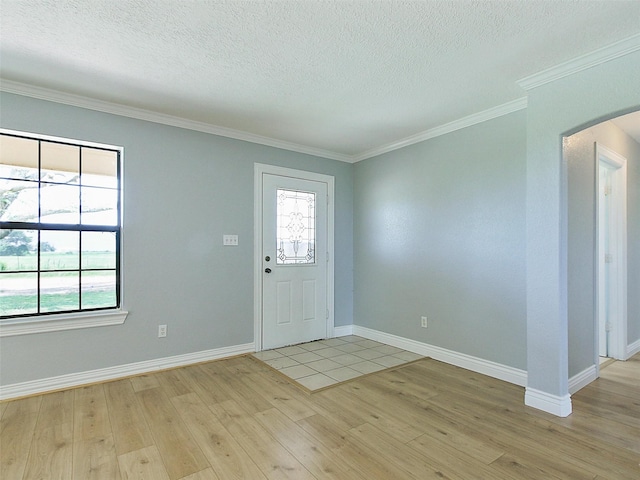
[568,338,640,395]
[569,365,597,394]
[351,325,527,387]
[628,338,640,358]
[525,388,572,417]
[333,324,354,337]
[0,342,255,401]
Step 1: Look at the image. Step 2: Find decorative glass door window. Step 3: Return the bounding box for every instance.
[276,189,315,264]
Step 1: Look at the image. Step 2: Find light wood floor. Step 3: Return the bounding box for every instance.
[1,353,638,479]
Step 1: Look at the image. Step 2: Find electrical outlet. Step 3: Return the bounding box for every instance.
[158,324,167,338]
[421,316,428,328]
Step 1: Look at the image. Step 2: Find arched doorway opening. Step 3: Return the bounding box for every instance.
[564,109,640,394]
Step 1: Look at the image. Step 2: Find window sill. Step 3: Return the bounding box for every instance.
[0,310,128,337]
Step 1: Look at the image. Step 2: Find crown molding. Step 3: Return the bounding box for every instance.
[351,97,528,162]
[518,33,640,91]
[1,79,528,164]
[2,34,637,164]
[0,79,352,163]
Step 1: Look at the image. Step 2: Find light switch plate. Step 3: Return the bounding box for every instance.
[223,234,239,246]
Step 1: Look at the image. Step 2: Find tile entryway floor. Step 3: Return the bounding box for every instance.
[251,335,424,391]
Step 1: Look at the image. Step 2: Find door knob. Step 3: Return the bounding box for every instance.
[265,268,272,274]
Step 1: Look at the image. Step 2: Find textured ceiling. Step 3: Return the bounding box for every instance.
[1,1,639,160]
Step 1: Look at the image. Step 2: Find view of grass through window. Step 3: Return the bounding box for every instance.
[0,131,121,318]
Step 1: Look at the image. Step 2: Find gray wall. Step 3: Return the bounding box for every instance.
[566,120,640,376]
[353,111,527,370]
[2,50,638,404]
[0,92,354,385]
[525,49,640,397]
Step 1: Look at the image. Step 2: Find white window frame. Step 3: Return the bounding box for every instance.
[0,128,127,336]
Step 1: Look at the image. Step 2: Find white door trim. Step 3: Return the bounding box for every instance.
[595,143,628,366]
[254,163,335,352]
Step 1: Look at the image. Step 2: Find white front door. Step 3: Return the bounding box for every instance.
[261,172,328,350]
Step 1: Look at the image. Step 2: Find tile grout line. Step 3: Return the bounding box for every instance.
[251,336,426,392]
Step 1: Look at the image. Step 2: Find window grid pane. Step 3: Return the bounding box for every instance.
[40,141,79,184]
[39,184,80,224]
[0,179,39,222]
[0,272,38,316]
[0,135,39,179]
[81,270,117,309]
[40,271,80,313]
[40,231,79,271]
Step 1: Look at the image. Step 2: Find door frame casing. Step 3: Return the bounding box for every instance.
[594,143,628,368]
[253,163,335,352]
